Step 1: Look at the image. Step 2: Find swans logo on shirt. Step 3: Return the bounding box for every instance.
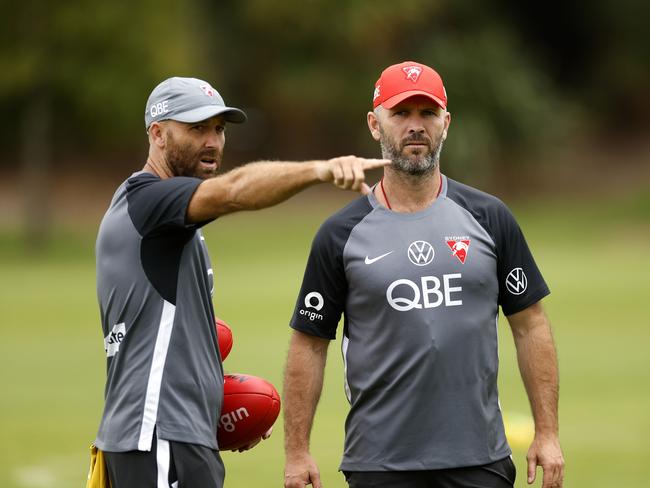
[445,236,470,264]
[299,291,324,321]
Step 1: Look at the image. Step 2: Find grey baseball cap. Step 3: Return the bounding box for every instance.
[144,77,247,128]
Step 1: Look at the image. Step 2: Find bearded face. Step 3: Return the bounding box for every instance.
[164,129,223,180]
[378,122,444,176]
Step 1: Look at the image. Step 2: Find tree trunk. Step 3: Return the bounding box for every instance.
[21,92,51,251]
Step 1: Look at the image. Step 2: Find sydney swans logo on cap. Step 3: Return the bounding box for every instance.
[200,84,216,98]
[402,66,423,83]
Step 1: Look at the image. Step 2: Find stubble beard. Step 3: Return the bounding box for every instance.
[379,125,443,177]
[165,131,222,180]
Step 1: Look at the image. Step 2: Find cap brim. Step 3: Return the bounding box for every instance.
[170,105,247,124]
[381,90,446,109]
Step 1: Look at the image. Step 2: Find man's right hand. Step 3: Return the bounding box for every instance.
[315,156,391,194]
[284,453,322,488]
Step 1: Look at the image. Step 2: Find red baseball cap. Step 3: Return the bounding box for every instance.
[372,61,447,110]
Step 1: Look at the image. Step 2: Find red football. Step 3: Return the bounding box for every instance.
[217,374,281,451]
[215,318,233,361]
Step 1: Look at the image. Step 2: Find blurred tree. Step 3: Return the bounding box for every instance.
[0,0,205,247]
[498,0,650,134]
[198,0,574,189]
[0,0,647,237]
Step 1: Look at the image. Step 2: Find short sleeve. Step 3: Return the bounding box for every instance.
[125,173,208,236]
[494,204,550,315]
[289,222,348,340]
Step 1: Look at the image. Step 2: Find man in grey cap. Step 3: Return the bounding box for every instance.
[92,76,388,488]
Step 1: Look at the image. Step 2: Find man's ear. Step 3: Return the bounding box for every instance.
[367,111,382,142]
[148,122,166,148]
[441,111,451,142]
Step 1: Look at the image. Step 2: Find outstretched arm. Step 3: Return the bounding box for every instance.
[187,156,389,223]
[283,330,330,488]
[507,301,564,488]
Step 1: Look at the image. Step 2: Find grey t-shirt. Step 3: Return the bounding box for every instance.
[290,175,549,471]
[95,172,223,452]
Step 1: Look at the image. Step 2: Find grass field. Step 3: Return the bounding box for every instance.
[1,188,648,487]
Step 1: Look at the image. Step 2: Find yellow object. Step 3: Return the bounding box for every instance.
[86,444,111,488]
[503,412,535,449]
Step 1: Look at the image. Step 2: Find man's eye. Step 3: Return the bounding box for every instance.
[192,125,205,131]
[216,126,225,133]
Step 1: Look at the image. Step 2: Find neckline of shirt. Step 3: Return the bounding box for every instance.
[368,174,448,220]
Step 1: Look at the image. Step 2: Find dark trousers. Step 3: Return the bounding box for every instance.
[104,433,224,488]
[344,457,516,488]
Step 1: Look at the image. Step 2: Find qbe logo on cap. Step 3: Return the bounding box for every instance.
[149,100,170,118]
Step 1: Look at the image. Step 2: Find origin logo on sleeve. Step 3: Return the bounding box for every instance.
[299,291,325,321]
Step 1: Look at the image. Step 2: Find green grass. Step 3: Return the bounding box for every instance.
[1,188,648,487]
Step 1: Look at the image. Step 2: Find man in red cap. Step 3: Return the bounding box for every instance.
[283,62,564,488]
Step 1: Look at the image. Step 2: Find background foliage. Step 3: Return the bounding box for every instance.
[2,0,648,180]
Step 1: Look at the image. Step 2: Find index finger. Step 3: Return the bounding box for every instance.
[360,158,391,169]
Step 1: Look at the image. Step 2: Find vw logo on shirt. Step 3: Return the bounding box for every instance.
[407,240,435,266]
[506,268,528,295]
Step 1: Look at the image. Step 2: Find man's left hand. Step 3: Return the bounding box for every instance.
[232,427,273,453]
[526,434,564,487]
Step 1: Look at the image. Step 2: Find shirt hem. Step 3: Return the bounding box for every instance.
[95,428,218,452]
[290,319,336,340]
[156,427,219,451]
[503,286,550,316]
[339,449,512,472]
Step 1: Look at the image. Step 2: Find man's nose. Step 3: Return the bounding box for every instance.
[205,131,222,148]
[407,117,425,134]
[408,125,425,134]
